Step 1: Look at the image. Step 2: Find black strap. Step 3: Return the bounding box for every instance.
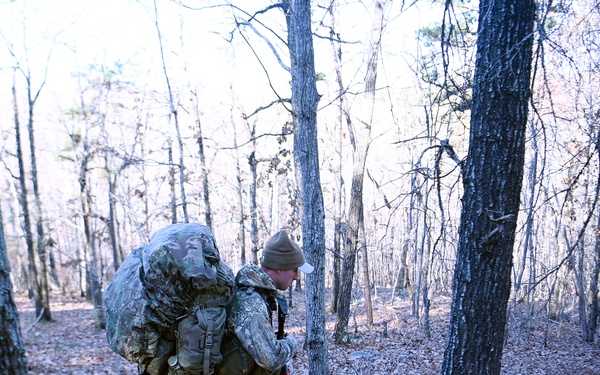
[276,295,288,340]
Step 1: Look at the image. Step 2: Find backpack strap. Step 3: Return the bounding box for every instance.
[219,335,254,374]
[204,316,214,375]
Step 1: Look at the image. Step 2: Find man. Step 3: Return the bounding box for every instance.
[217,230,313,375]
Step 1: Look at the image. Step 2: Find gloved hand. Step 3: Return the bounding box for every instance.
[282,335,300,353]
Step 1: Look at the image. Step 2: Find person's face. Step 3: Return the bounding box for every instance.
[273,268,299,290]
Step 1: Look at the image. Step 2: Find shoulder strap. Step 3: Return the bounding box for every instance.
[276,295,288,340]
[203,316,214,375]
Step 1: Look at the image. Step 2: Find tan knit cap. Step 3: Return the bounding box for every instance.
[260,230,314,273]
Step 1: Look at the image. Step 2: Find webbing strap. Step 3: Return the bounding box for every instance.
[203,316,214,375]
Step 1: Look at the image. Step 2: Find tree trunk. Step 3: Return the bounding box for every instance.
[396,224,410,295]
[79,140,106,329]
[248,151,259,265]
[27,107,52,321]
[12,74,46,320]
[334,0,386,344]
[587,211,600,343]
[140,141,151,238]
[587,131,600,342]
[286,1,330,373]
[233,120,247,267]
[291,146,305,294]
[105,155,120,272]
[194,100,213,228]
[410,174,421,317]
[26,83,52,322]
[168,140,178,223]
[442,1,536,374]
[360,216,373,325]
[330,221,341,313]
[326,0,346,315]
[46,239,61,290]
[418,175,432,338]
[514,119,538,301]
[153,0,188,223]
[577,141,600,341]
[0,205,29,374]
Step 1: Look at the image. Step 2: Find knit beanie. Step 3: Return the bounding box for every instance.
[260,230,314,273]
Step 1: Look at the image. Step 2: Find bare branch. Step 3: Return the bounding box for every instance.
[244,98,291,119]
[239,21,290,73]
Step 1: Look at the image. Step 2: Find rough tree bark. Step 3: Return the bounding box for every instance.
[442,1,536,374]
[0,205,29,374]
[285,0,330,373]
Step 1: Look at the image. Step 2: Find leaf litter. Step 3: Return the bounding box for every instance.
[16,289,600,375]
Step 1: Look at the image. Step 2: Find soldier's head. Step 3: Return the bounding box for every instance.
[260,229,313,290]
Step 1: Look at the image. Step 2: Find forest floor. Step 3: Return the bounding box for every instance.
[16,289,600,375]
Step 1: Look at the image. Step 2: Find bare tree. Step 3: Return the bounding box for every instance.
[231,107,248,267]
[11,71,50,321]
[513,119,539,308]
[62,63,115,328]
[4,17,54,320]
[334,0,387,344]
[324,0,346,316]
[104,153,120,272]
[248,149,260,265]
[192,90,213,228]
[285,0,329,373]
[442,0,536,373]
[100,132,140,272]
[22,63,53,323]
[167,140,178,223]
[153,0,189,223]
[78,128,105,328]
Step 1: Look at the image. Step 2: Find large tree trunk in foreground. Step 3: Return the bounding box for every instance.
[286,0,330,373]
[0,206,29,374]
[442,1,536,374]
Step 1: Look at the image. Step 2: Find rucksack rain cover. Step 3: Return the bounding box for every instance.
[103,223,234,370]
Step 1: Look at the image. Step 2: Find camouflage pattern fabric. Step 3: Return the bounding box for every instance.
[168,304,227,374]
[104,246,164,367]
[216,263,298,375]
[104,223,234,375]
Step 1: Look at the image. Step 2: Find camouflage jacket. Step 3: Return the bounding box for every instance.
[225,263,298,373]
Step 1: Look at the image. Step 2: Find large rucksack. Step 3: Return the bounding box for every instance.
[103,223,235,374]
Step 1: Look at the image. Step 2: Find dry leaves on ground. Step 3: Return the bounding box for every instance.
[17,290,600,375]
